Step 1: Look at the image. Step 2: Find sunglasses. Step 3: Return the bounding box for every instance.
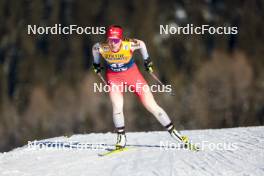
[109,38,121,44]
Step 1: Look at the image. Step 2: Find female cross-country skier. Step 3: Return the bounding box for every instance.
[92,25,197,150]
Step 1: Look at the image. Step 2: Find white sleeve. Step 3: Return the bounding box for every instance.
[131,39,149,60]
[92,43,101,64]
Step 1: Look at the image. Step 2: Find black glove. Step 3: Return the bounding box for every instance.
[93,63,101,73]
[144,57,153,73]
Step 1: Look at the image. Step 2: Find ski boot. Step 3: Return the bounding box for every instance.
[115,131,127,149]
[167,124,199,151]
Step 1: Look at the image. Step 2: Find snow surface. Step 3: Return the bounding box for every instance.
[0,126,264,176]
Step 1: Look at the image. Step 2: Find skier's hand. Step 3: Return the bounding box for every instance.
[144,58,153,73]
[93,63,101,73]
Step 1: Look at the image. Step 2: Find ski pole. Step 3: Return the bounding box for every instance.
[97,72,107,85]
[149,72,175,96]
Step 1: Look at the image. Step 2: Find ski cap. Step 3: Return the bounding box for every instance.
[107,25,123,39]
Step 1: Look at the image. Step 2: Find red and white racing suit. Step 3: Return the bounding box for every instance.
[92,38,172,130]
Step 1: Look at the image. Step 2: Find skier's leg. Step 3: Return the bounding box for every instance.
[106,70,125,132]
[138,86,172,128]
[125,66,187,143]
[138,88,192,143]
[109,89,125,131]
[123,65,198,150]
[124,65,173,129]
[106,69,127,148]
[108,84,127,148]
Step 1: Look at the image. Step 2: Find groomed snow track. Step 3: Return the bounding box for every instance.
[0,126,264,176]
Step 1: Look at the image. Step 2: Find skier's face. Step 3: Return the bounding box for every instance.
[108,38,122,51]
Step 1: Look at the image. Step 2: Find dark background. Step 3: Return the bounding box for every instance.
[0,0,263,152]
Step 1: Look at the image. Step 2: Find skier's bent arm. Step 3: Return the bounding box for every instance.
[131,39,153,72]
[130,39,149,60]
